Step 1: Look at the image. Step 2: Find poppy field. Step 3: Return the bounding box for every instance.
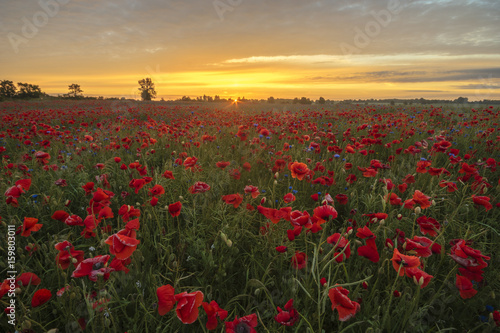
[1,100,499,332]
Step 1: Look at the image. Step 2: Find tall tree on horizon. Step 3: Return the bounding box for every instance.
[68,84,84,98]
[138,78,157,101]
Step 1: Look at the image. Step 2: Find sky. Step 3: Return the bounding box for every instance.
[0,0,499,100]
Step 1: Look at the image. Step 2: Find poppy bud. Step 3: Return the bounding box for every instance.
[414,207,421,214]
[379,219,385,225]
[274,180,278,186]
[226,239,233,247]
[261,197,266,204]
[15,287,22,295]
[179,196,184,200]
[71,258,78,264]
[397,214,402,220]
[431,200,436,206]
[220,232,227,242]
[21,320,31,330]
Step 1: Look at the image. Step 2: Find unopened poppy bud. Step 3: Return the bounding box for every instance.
[431,200,436,206]
[354,240,362,246]
[362,281,368,289]
[419,276,425,286]
[347,228,353,235]
[226,239,233,247]
[15,287,22,295]
[402,241,407,250]
[379,219,385,225]
[71,258,78,264]
[414,207,421,214]
[397,214,402,220]
[47,329,59,333]
[220,232,227,242]
[491,291,495,299]
[273,180,278,186]
[261,197,266,204]
[275,172,279,178]
[65,199,71,206]
[254,288,261,296]
[21,320,31,330]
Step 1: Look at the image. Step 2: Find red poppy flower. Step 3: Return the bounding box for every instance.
[157,284,176,316]
[202,300,228,330]
[183,156,198,171]
[17,272,41,287]
[98,206,114,220]
[391,249,420,276]
[329,286,361,321]
[20,217,43,237]
[405,236,432,257]
[81,182,95,195]
[416,160,431,173]
[105,232,140,260]
[31,289,52,307]
[55,241,84,269]
[335,194,348,205]
[385,193,402,206]
[291,251,307,269]
[174,291,204,324]
[129,178,147,194]
[327,233,351,263]
[313,205,338,221]
[149,184,165,197]
[402,174,415,184]
[416,216,441,237]
[55,178,68,187]
[168,201,182,217]
[52,210,70,222]
[455,274,477,299]
[405,267,433,288]
[71,255,114,281]
[242,162,251,172]
[289,162,310,181]
[244,185,260,198]
[290,210,312,228]
[276,246,287,253]
[412,190,432,209]
[357,166,378,177]
[225,314,258,333]
[397,183,408,193]
[222,193,243,208]
[357,244,380,262]
[162,170,174,179]
[257,206,291,224]
[471,195,493,211]
[118,204,141,222]
[189,181,211,194]
[346,174,357,184]
[34,151,50,165]
[275,299,298,326]
[216,161,231,170]
[283,193,296,203]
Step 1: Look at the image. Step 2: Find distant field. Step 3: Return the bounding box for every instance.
[1,100,499,332]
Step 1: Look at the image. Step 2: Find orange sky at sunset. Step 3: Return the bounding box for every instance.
[1,0,499,101]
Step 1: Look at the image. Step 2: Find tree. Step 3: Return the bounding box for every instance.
[67,84,83,98]
[318,97,325,104]
[138,78,157,101]
[17,82,43,99]
[0,80,17,98]
[267,96,275,104]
